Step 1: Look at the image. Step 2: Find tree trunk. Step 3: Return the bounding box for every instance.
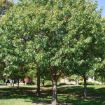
[51,68,58,105]
[13,79,14,87]
[36,68,40,96]
[76,76,79,86]
[5,79,7,86]
[52,79,57,105]
[17,78,19,88]
[5,0,9,8]
[10,80,12,86]
[42,79,45,87]
[83,75,87,98]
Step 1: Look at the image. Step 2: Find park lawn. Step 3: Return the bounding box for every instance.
[0,99,32,105]
[0,85,105,105]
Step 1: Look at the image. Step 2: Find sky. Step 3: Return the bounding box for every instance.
[13,0,105,16]
[98,0,105,16]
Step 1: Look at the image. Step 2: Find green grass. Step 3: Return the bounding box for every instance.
[0,84,105,105]
[0,99,32,105]
[57,85,105,105]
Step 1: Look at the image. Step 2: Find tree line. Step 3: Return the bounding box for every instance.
[0,0,105,104]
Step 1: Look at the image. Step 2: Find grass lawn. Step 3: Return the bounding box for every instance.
[0,99,32,105]
[0,84,105,105]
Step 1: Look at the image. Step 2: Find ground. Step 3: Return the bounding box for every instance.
[0,84,105,105]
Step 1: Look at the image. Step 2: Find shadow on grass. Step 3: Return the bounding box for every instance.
[0,86,52,104]
[57,86,105,105]
[0,85,105,105]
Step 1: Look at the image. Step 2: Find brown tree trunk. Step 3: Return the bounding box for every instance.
[13,79,14,87]
[5,0,9,8]
[51,68,58,105]
[42,79,45,87]
[76,76,79,86]
[83,75,87,98]
[52,79,57,105]
[17,78,19,88]
[36,67,40,96]
[6,79,7,86]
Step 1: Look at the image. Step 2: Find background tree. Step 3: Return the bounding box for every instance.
[0,0,13,16]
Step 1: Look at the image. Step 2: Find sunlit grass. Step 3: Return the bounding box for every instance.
[0,99,32,105]
[0,85,105,105]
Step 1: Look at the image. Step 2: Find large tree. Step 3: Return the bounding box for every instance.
[94,17,105,84]
[0,0,14,82]
[62,1,105,98]
[0,0,104,104]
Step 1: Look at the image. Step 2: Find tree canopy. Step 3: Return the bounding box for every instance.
[0,0,105,104]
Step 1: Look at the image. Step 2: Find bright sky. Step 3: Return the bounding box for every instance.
[13,0,17,3]
[98,0,105,16]
[13,0,105,16]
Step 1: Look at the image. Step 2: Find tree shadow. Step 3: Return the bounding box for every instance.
[0,87,35,99]
[0,85,105,105]
[57,85,105,105]
[0,86,52,104]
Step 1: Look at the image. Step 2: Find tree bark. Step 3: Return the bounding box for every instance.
[42,79,45,87]
[5,79,7,86]
[76,76,79,86]
[52,79,57,105]
[83,75,87,98]
[17,78,19,88]
[5,0,9,8]
[36,67,40,96]
[13,79,14,87]
[51,68,58,105]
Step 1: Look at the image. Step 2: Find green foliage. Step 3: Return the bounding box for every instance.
[0,0,105,88]
[0,0,13,15]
